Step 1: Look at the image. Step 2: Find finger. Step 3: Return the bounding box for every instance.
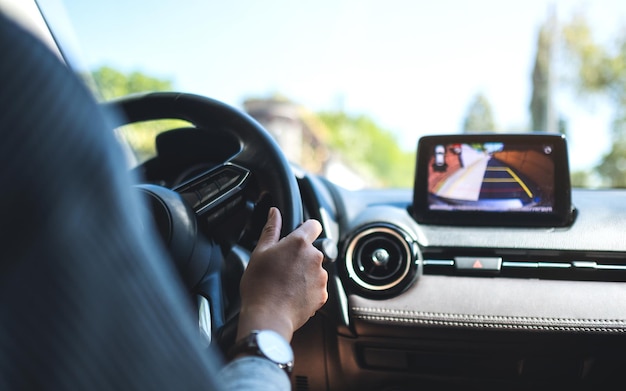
[289,218,322,243]
[256,207,282,249]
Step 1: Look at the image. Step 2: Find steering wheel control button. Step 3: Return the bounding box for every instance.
[455,257,502,273]
[214,171,239,190]
[197,183,220,203]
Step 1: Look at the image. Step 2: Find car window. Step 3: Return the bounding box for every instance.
[36,0,626,189]
[115,120,193,166]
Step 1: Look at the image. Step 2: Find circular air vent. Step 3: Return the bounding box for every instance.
[343,224,420,297]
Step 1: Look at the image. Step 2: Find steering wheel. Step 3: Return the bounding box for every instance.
[104,92,303,349]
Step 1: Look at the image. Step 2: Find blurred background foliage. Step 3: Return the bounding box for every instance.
[561,14,626,188]
[83,67,190,164]
[317,111,415,188]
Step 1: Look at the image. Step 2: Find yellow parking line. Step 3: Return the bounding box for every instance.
[485,166,533,198]
[483,178,517,182]
[507,168,533,197]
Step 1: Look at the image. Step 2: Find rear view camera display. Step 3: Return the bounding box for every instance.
[413,134,573,227]
[427,142,554,212]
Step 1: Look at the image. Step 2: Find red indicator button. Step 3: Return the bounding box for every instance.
[455,257,502,272]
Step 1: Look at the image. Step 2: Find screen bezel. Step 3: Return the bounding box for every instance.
[412,134,574,227]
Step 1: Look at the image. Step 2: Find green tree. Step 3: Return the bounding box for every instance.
[318,111,415,188]
[462,92,496,133]
[81,66,187,164]
[570,169,591,188]
[562,15,626,187]
[530,11,557,133]
[596,139,626,188]
[82,66,172,101]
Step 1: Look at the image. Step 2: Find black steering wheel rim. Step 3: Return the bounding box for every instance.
[105,92,303,237]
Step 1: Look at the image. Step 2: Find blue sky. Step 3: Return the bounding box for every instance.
[45,0,626,172]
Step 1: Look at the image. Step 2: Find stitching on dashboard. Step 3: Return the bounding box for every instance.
[351,306,626,332]
[354,314,626,333]
[352,307,626,324]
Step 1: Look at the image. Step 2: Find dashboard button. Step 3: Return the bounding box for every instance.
[455,257,502,272]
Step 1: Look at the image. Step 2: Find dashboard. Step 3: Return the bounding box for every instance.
[297,174,626,390]
[134,117,626,391]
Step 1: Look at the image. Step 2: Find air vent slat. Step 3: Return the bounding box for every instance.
[341,224,421,298]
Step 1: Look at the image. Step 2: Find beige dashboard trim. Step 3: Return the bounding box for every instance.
[352,309,626,333]
[350,275,626,334]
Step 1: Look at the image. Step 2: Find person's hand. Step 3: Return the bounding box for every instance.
[236,207,328,343]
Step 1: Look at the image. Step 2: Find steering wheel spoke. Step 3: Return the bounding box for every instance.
[174,163,251,217]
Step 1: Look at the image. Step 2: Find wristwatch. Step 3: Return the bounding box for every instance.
[229,330,294,374]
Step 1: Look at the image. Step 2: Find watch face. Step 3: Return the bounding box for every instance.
[256,330,294,365]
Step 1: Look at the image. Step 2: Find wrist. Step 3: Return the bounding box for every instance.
[237,305,294,342]
[229,329,294,374]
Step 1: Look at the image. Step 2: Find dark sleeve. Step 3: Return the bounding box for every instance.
[0,12,224,390]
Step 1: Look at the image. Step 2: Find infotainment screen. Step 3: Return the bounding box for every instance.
[412,134,574,227]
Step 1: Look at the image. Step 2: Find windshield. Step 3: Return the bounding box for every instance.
[36,0,626,189]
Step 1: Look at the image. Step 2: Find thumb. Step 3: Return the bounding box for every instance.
[256,207,282,249]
